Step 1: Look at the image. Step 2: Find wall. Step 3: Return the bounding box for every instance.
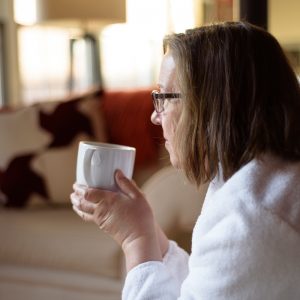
[269,0,300,45]
[0,0,21,106]
[0,1,3,17]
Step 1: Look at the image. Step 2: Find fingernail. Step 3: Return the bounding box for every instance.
[115,169,125,179]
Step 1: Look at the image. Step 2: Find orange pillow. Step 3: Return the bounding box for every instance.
[102,89,163,168]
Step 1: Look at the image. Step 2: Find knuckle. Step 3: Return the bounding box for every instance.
[94,202,110,225]
[94,202,108,217]
[95,212,109,228]
[84,189,90,200]
[84,188,100,202]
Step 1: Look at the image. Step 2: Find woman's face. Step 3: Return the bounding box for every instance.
[151,52,182,168]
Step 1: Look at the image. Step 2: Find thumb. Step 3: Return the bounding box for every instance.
[115,170,141,199]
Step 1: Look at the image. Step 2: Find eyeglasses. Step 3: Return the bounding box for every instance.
[151,90,181,113]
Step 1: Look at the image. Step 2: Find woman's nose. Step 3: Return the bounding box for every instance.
[151,110,161,125]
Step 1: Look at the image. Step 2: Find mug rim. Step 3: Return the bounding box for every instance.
[80,141,136,151]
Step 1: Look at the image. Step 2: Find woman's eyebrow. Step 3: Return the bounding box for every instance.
[157,83,165,92]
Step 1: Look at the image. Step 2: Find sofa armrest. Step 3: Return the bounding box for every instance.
[141,166,208,252]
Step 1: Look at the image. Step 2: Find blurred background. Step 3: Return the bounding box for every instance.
[0,0,299,107]
[0,2,300,300]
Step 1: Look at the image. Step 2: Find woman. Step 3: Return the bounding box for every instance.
[71,21,300,299]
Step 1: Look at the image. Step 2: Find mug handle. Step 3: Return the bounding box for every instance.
[83,148,95,187]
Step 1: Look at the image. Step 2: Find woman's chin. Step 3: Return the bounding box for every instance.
[165,143,180,168]
[169,154,180,169]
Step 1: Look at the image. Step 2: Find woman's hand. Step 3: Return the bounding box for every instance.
[70,170,163,271]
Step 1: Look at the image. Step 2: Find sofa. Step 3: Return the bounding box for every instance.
[0,88,207,300]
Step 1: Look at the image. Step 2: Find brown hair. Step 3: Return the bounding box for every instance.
[163,21,300,186]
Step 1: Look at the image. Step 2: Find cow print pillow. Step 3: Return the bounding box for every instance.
[0,89,106,208]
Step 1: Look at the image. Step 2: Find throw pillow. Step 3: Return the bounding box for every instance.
[101,89,163,167]
[0,89,106,208]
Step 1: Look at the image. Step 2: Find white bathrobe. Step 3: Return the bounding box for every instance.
[122,154,300,299]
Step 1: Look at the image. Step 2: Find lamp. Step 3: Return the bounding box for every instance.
[15,0,126,91]
[34,0,126,26]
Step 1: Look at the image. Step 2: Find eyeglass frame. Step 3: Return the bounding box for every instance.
[151,90,181,113]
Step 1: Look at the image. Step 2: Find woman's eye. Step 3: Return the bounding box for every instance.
[163,99,171,108]
[163,98,177,110]
[167,98,180,104]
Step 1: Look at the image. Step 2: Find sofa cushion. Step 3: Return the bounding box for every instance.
[0,89,106,208]
[0,266,122,300]
[0,208,122,279]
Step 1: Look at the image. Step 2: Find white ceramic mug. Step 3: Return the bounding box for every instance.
[76,141,136,191]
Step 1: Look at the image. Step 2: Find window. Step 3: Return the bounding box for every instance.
[18,26,99,104]
[101,0,198,90]
[16,0,202,104]
[18,26,70,104]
